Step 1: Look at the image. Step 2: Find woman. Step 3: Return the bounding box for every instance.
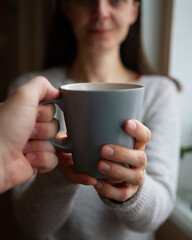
[12,1,180,240]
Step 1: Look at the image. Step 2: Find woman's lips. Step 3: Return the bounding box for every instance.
[89,29,111,36]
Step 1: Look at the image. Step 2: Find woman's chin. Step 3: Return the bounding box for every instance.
[85,40,116,52]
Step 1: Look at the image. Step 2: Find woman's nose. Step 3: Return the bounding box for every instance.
[93,0,111,19]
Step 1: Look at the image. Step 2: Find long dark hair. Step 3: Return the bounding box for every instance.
[44,0,181,90]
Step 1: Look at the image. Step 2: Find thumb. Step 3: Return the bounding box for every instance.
[24,76,60,102]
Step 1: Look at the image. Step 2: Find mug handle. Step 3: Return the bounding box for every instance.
[40,98,72,152]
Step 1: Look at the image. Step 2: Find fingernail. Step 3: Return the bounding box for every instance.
[99,161,111,172]
[102,146,114,157]
[31,128,38,137]
[128,120,137,130]
[26,153,36,162]
[95,182,103,189]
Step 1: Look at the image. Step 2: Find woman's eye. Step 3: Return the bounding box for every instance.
[110,0,125,5]
[112,0,124,3]
[73,0,125,7]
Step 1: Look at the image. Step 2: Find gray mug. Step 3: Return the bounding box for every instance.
[42,82,144,178]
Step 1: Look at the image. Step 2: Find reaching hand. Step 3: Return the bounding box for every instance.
[0,76,60,193]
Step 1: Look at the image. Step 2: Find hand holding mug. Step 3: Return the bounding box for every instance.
[57,119,151,202]
[94,119,151,202]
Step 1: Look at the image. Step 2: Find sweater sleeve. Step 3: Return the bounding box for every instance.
[12,167,79,239]
[100,77,180,232]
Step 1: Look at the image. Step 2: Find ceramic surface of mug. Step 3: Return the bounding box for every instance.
[42,82,144,178]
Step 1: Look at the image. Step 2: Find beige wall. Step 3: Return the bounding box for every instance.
[142,0,173,74]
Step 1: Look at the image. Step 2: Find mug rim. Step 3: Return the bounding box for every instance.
[60,82,144,92]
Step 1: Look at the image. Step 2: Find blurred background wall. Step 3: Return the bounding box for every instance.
[169,0,192,193]
[0,0,54,102]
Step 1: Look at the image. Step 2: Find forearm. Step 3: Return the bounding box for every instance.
[13,167,79,239]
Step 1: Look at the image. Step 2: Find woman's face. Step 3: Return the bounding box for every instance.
[62,0,139,51]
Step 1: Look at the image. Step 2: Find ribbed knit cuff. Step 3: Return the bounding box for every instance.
[100,172,155,215]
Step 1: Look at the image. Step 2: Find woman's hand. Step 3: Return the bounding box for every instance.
[94,119,151,202]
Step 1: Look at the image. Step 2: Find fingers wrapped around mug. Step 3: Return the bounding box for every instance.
[37,103,56,122]
[30,104,59,140]
[124,119,151,150]
[94,119,150,202]
[23,140,58,174]
[95,147,146,202]
[98,148,146,183]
